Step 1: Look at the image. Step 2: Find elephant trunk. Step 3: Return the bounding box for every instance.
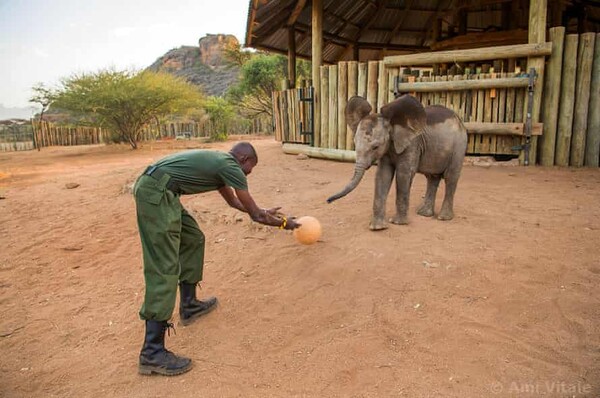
[327,165,367,203]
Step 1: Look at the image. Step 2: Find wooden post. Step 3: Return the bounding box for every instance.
[348,61,358,99]
[347,61,358,150]
[570,32,596,167]
[290,88,298,142]
[311,0,323,146]
[388,67,399,103]
[496,72,511,153]
[522,0,547,165]
[328,65,338,149]
[452,74,463,118]
[337,62,348,150]
[358,62,367,98]
[281,90,290,142]
[367,61,379,110]
[272,92,281,141]
[319,66,329,148]
[377,60,388,111]
[539,26,565,166]
[288,26,296,89]
[585,33,600,167]
[555,34,579,166]
[483,74,493,154]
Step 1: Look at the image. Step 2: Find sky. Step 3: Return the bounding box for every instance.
[0,0,250,112]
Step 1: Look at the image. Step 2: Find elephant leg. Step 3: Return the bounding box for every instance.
[417,175,441,217]
[370,157,395,230]
[439,168,461,221]
[390,164,415,225]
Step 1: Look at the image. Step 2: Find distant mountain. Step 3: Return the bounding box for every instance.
[146,34,240,97]
[0,104,40,121]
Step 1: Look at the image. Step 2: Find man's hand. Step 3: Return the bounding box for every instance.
[280,216,301,230]
[263,207,283,217]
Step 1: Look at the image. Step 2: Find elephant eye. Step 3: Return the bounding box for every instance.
[371,143,379,151]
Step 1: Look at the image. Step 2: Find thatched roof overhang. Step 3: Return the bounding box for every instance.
[245,0,600,63]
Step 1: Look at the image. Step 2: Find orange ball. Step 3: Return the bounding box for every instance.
[293,216,322,245]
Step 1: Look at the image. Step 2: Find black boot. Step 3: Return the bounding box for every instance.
[139,320,192,376]
[179,282,218,326]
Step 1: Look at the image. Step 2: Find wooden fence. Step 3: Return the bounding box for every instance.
[31,121,105,148]
[272,29,600,167]
[0,123,35,152]
[21,117,272,151]
[539,29,600,167]
[272,84,313,145]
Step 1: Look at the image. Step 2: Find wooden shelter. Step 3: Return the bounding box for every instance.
[246,0,600,166]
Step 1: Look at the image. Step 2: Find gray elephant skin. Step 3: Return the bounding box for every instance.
[327,94,468,230]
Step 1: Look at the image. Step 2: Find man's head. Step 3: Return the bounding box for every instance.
[229,142,258,175]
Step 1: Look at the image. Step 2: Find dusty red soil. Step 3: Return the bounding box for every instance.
[0,137,599,398]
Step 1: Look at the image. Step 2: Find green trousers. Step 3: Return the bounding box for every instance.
[134,174,205,321]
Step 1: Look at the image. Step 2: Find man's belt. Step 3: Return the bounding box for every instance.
[143,165,182,194]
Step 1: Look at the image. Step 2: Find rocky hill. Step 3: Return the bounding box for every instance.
[146,34,240,97]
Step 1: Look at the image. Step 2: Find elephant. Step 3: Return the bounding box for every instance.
[327,94,468,230]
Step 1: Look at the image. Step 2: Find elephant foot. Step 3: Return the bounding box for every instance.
[438,210,454,221]
[417,205,434,217]
[389,214,409,225]
[369,218,388,231]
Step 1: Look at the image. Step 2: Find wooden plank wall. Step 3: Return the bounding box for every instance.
[308,60,531,156]
[270,29,600,166]
[315,61,531,155]
[272,87,311,145]
[546,30,599,167]
[393,67,527,156]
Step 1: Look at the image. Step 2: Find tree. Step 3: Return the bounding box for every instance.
[49,69,204,149]
[204,96,234,141]
[223,41,253,68]
[226,53,311,120]
[29,83,54,118]
[29,83,55,151]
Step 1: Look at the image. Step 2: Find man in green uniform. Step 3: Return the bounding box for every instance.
[134,141,299,376]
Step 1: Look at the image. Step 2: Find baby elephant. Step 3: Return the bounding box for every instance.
[327,94,468,230]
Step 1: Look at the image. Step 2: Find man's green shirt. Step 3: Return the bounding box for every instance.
[153,150,248,195]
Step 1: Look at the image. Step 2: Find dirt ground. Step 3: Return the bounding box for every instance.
[0,137,599,398]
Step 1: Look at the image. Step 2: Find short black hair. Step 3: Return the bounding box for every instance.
[230,142,258,163]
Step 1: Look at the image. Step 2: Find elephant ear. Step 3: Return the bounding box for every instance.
[380,95,427,154]
[345,96,372,135]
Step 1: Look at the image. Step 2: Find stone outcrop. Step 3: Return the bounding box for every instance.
[198,34,239,68]
[147,34,240,97]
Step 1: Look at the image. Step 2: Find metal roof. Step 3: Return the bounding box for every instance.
[245,0,600,64]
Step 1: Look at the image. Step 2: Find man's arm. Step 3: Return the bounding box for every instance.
[218,186,298,229]
[218,186,246,212]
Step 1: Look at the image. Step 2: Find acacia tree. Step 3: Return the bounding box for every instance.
[29,83,53,121]
[50,69,204,149]
[226,53,311,119]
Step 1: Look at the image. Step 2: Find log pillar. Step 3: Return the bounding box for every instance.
[522,0,547,165]
[312,0,323,146]
[288,26,296,89]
